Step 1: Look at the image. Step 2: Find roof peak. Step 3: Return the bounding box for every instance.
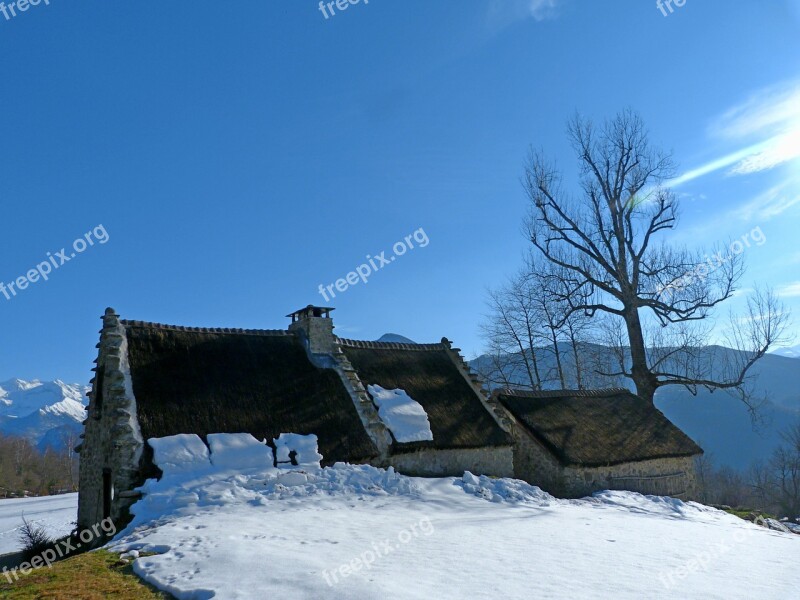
[120,320,289,336]
[497,388,634,399]
[336,337,446,351]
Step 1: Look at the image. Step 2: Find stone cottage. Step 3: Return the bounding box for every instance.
[77,306,514,530]
[495,388,703,499]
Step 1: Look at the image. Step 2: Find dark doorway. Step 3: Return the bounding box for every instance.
[102,469,113,520]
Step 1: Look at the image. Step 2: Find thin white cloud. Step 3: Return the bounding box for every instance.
[527,0,560,20]
[487,0,561,29]
[711,81,800,140]
[668,140,772,187]
[670,81,800,187]
[777,281,800,298]
[731,177,800,221]
[728,130,800,175]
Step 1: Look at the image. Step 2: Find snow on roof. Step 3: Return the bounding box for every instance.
[367,385,434,443]
[341,341,512,449]
[208,433,275,470]
[149,434,211,474]
[149,432,324,479]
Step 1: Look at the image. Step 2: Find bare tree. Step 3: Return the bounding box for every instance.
[523,263,567,388]
[481,271,545,390]
[587,314,629,389]
[769,424,800,518]
[562,306,591,390]
[523,109,790,405]
[694,452,715,504]
[0,433,78,497]
[482,256,597,390]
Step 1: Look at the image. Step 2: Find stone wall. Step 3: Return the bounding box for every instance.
[77,308,145,533]
[510,421,568,495]
[510,421,699,499]
[385,446,514,479]
[562,455,699,499]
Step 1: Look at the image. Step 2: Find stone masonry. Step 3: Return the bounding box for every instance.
[77,308,145,533]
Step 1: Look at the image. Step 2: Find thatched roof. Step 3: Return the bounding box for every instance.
[496,389,702,467]
[340,339,512,451]
[122,321,379,465]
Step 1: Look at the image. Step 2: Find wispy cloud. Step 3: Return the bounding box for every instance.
[671,80,800,187]
[526,0,561,20]
[487,0,561,29]
[731,287,754,298]
[731,177,800,221]
[711,82,800,140]
[668,140,773,187]
[728,130,800,175]
[777,282,800,298]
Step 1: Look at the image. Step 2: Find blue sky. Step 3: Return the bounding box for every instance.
[1,0,799,383]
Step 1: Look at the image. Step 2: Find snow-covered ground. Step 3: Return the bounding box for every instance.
[109,433,799,600]
[0,493,78,555]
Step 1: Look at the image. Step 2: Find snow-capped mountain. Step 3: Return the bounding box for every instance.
[0,379,89,450]
[771,344,800,359]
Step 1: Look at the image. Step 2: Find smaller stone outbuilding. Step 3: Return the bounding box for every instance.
[495,388,703,499]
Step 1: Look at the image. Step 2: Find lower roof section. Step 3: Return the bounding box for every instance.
[496,388,703,467]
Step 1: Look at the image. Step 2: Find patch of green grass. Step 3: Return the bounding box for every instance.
[0,549,171,599]
[721,507,778,521]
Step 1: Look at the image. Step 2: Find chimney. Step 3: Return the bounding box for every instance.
[287,305,336,355]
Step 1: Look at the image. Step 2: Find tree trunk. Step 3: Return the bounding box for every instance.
[623,306,658,403]
[567,323,583,390]
[549,328,566,388]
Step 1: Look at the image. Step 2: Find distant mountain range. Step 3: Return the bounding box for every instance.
[771,344,800,359]
[0,379,89,452]
[469,344,800,471]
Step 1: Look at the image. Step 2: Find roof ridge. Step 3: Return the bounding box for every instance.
[497,388,633,399]
[120,320,289,336]
[336,337,446,351]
